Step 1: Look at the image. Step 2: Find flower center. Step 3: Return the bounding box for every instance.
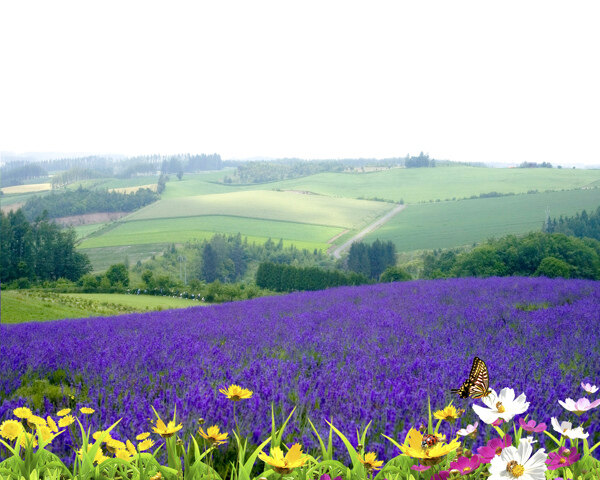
[559,458,566,464]
[496,401,506,413]
[462,467,472,473]
[231,395,241,401]
[506,461,524,477]
[495,447,503,455]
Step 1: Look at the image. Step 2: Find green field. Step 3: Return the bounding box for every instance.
[260,166,600,203]
[127,190,392,228]
[0,290,200,324]
[79,243,170,272]
[365,188,600,251]
[78,215,341,251]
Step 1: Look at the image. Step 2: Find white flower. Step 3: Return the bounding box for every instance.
[581,382,598,394]
[488,438,547,480]
[473,388,529,425]
[525,435,538,444]
[558,397,600,415]
[551,417,589,440]
[457,422,478,437]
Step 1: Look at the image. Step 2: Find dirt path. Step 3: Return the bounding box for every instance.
[329,204,406,259]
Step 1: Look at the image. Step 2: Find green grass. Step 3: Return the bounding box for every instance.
[78,243,170,272]
[126,190,392,229]
[79,215,341,250]
[262,166,600,203]
[365,188,600,251]
[0,290,200,324]
[73,222,108,239]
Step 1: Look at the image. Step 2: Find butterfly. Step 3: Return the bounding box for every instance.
[451,357,491,399]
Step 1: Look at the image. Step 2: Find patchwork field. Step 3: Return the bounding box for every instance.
[1,278,598,464]
[263,166,600,203]
[365,188,600,251]
[0,182,52,195]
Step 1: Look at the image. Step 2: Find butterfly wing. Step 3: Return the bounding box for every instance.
[450,379,472,398]
[468,357,490,399]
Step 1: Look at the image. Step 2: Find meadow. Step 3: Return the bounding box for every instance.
[365,188,600,251]
[0,290,199,324]
[1,277,598,468]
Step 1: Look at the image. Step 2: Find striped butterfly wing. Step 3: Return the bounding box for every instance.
[450,379,472,398]
[468,357,490,399]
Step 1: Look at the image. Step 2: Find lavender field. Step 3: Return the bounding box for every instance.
[1,277,599,463]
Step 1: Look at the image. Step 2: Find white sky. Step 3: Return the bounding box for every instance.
[1,1,599,165]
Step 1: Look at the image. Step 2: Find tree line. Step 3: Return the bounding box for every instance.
[346,239,397,279]
[422,232,600,280]
[21,186,159,220]
[0,209,91,284]
[545,206,600,241]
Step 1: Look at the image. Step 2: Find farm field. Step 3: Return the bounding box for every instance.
[366,188,600,251]
[1,277,598,464]
[79,243,171,272]
[261,166,600,203]
[78,215,340,251]
[0,290,200,324]
[0,182,52,195]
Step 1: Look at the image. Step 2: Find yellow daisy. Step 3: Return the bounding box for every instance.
[359,452,384,472]
[20,431,38,448]
[397,428,460,466]
[58,415,75,428]
[219,384,253,401]
[433,404,460,423]
[27,415,47,429]
[106,438,126,453]
[92,430,113,442]
[151,408,182,439]
[198,425,228,446]
[47,416,59,433]
[0,419,24,441]
[136,432,150,440]
[13,407,33,419]
[37,425,55,443]
[115,449,133,462]
[80,407,95,415]
[258,443,307,474]
[137,438,156,452]
[57,408,71,417]
[126,440,137,456]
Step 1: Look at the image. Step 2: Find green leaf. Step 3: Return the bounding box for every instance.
[325,420,361,473]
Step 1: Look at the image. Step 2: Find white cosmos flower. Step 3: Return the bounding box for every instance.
[581,382,598,394]
[558,397,600,415]
[551,417,589,440]
[488,438,547,480]
[473,388,529,425]
[457,422,478,437]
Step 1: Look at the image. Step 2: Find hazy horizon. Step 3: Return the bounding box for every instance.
[2,1,599,166]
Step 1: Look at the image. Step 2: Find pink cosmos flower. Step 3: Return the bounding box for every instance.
[457,422,479,437]
[492,418,504,426]
[449,454,483,475]
[477,435,512,463]
[558,397,600,416]
[410,464,431,472]
[545,447,580,471]
[581,382,598,394]
[518,417,547,433]
[431,472,450,480]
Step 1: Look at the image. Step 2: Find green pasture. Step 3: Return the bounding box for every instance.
[127,190,392,229]
[1,290,200,324]
[263,166,600,203]
[79,243,170,272]
[73,222,108,239]
[160,170,237,198]
[366,188,600,252]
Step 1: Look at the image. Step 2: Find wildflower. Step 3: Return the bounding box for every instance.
[432,472,450,480]
[126,440,137,456]
[26,415,46,429]
[92,430,113,442]
[397,428,460,465]
[410,464,431,472]
[20,432,38,448]
[359,451,384,472]
[518,417,547,433]
[0,419,24,441]
[136,432,151,440]
[546,446,580,470]
[488,439,547,480]
[219,384,253,401]
[456,422,478,437]
[37,425,55,442]
[56,408,71,417]
[13,407,33,419]
[199,425,228,446]
[551,418,589,440]
[152,417,183,439]
[581,382,598,394]
[258,443,308,474]
[106,438,126,453]
[78,443,107,465]
[434,405,460,423]
[472,388,529,424]
[450,454,483,475]
[477,435,512,463]
[47,416,59,433]
[138,438,156,451]
[80,407,95,414]
[558,397,600,416]
[319,475,343,480]
[58,415,75,428]
[115,448,133,461]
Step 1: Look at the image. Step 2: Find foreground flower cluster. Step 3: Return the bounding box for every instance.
[1,380,599,480]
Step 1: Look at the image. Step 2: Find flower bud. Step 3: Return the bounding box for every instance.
[562,448,571,457]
